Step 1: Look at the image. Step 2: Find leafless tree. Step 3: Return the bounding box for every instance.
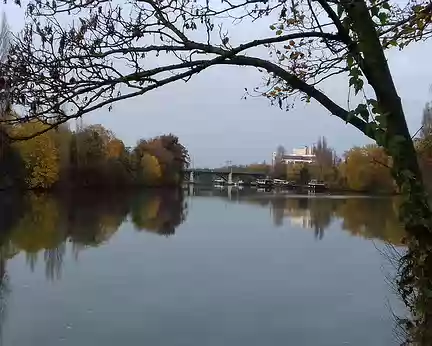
[0,12,11,117]
[0,0,430,138]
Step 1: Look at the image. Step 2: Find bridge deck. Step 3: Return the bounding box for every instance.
[184,169,267,177]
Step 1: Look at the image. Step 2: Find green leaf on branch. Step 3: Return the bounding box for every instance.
[354,79,364,94]
[349,67,362,78]
[354,103,370,122]
[349,76,364,94]
[378,12,388,25]
[346,54,354,68]
[367,99,378,108]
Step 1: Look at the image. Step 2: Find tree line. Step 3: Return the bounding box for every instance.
[281,124,431,193]
[0,117,189,190]
[222,104,432,194]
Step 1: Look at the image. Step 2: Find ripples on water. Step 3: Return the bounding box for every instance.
[0,187,409,346]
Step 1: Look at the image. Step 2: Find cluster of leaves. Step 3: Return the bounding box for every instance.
[0,114,189,190]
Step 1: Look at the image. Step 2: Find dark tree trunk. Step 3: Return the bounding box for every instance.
[344,0,432,238]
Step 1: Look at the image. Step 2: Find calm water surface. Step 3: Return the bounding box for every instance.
[0,188,406,346]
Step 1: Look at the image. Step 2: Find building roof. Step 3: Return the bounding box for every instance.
[282,154,316,161]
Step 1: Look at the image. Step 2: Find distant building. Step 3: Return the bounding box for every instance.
[272,146,316,165]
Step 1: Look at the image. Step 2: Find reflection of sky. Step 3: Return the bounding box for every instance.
[3,3,432,167]
[2,195,405,346]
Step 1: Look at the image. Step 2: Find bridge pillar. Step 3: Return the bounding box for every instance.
[188,183,194,196]
[228,172,233,185]
[189,171,194,184]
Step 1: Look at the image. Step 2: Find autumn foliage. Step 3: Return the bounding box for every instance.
[0,120,189,190]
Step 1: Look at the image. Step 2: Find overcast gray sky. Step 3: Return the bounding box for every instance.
[2,2,432,167]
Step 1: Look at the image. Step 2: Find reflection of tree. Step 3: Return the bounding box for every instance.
[335,198,404,245]
[0,192,21,344]
[9,194,65,280]
[308,199,338,240]
[0,192,25,239]
[131,190,186,236]
[10,194,63,253]
[44,245,66,281]
[2,191,132,279]
[269,197,338,239]
[271,198,288,227]
[0,190,186,280]
[64,191,131,246]
[0,260,9,345]
[244,195,404,244]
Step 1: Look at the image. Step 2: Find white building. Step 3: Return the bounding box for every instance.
[272,146,316,165]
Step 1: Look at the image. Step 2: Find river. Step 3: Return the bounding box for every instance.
[0,188,408,345]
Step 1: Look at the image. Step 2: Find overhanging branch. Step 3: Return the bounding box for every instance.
[225,55,374,139]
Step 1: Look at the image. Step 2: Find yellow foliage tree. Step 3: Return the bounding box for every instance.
[342,145,394,192]
[140,153,162,185]
[12,121,60,189]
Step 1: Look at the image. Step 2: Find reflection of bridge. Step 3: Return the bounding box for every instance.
[184,168,267,185]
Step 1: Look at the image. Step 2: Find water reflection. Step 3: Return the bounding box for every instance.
[0,190,186,283]
[189,186,405,244]
[266,196,405,244]
[0,189,407,285]
[0,188,424,345]
[131,191,187,236]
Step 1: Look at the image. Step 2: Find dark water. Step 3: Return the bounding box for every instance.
[0,188,407,346]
